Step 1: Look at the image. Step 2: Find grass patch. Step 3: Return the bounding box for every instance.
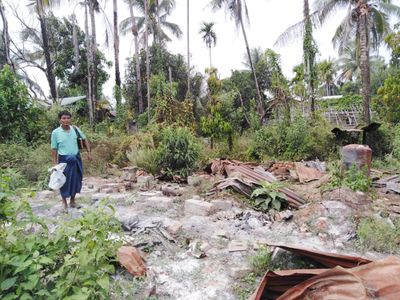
[232,272,258,300]
[249,246,272,276]
[357,217,400,254]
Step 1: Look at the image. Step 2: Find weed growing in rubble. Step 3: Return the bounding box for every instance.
[323,162,372,192]
[357,217,400,254]
[249,246,272,276]
[250,181,288,212]
[233,272,258,300]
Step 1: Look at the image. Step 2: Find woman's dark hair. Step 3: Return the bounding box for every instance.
[58,111,72,119]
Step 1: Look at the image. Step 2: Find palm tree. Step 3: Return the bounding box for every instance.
[145,0,150,122]
[317,59,337,96]
[0,0,13,70]
[186,0,190,96]
[314,0,400,124]
[84,0,94,125]
[113,0,121,108]
[303,0,317,113]
[210,0,265,120]
[275,0,318,114]
[121,0,143,113]
[119,0,182,44]
[199,21,217,69]
[28,0,59,102]
[337,43,360,82]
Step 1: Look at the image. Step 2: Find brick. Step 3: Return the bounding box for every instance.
[184,199,215,216]
[211,200,233,211]
[137,196,174,209]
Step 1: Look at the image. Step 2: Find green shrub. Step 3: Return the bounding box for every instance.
[0,144,29,169]
[0,143,51,187]
[357,217,400,254]
[0,193,122,299]
[156,126,201,178]
[365,123,393,158]
[392,124,400,160]
[249,114,334,161]
[127,148,159,175]
[324,162,371,192]
[20,144,52,183]
[0,168,27,190]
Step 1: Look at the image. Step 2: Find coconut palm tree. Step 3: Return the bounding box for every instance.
[275,0,318,114]
[337,43,360,82]
[84,0,95,125]
[27,0,59,102]
[186,0,190,96]
[145,0,150,122]
[0,0,12,70]
[113,0,121,108]
[119,0,182,44]
[314,0,400,123]
[199,21,217,69]
[317,59,337,96]
[121,0,143,113]
[210,0,265,120]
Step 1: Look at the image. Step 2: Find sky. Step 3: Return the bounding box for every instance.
[4,0,397,101]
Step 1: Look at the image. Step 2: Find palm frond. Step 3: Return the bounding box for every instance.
[378,2,400,18]
[162,21,182,38]
[369,6,390,51]
[314,0,349,25]
[332,11,355,54]
[119,16,133,35]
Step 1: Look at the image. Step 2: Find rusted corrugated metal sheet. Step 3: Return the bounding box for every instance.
[294,162,324,183]
[269,244,372,268]
[249,269,326,300]
[277,256,400,300]
[249,245,400,300]
[207,160,305,209]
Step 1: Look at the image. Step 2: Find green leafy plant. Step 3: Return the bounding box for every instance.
[0,178,122,300]
[156,126,201,178]
[249,113,334,161]
[250,181,287,212]
[324,162,371,192]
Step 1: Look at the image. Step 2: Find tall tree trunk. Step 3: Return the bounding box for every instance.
[239,18,264,120]
[209,46,212,69]
[72,14,80,72]
[186,0,191,97]
[37,0,57,102]
[129,1,143,113]
[84,1,94,126]
[0,0,13,70]
[145,0,151,123]
[113,0,121,108]
[155,0,160,45]
[89,0,97,117]
[359,1,371,124]
[303,0,316,115]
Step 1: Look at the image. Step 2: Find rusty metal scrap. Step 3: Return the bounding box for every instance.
[294,162,324,183]
[374,175,400,194]
[249,269,326,300]
[249,245,400,300]
[269,244,372,268]
[207,160,305,209]
[277,256,400,300]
